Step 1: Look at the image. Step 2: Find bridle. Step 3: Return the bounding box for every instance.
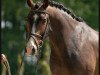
[26,10,51,51]
[19,10,51,74]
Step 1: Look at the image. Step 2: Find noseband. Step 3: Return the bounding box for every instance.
[27,10,50,50]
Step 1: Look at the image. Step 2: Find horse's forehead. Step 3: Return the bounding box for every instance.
[34,14,39,21]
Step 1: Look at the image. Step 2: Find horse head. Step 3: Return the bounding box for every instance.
[24,0,50,65]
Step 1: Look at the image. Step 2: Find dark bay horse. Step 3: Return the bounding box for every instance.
[24,0,99,75]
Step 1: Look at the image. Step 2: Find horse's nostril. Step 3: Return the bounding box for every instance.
[32,48,35,54]
[25,46,36,55]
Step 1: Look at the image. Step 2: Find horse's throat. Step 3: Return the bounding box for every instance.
[49,32,70,75]
[50,45,70,75]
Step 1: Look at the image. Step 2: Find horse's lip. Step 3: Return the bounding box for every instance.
[25,51,39,56]
[24,54,39,65]
[25,53,32,56]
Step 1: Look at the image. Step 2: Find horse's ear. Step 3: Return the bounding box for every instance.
[27,0,35,9]
[42,0,49,9]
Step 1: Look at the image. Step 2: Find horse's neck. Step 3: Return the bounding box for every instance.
[47,6,98,57]
[46,6,79,74]
[47,6,79,55]
[46,6,99,75]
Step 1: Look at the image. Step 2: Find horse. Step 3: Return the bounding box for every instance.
[24,0,99,75]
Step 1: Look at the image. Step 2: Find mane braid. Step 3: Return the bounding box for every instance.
[48,1,84,22]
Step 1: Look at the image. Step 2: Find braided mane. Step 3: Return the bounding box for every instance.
[48,1,84,22]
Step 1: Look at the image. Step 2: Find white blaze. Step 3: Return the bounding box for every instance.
[32,14,38,33]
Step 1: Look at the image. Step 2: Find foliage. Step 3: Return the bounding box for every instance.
[1,0,99,75]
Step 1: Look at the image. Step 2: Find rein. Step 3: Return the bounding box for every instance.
[19,50,25,75]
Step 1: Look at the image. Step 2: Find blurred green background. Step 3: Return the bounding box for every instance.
[1,0,99,75]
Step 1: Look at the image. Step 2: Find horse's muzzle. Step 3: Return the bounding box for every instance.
[23,37,40,65]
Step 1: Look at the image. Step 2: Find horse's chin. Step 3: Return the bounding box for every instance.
[24,54,39,65]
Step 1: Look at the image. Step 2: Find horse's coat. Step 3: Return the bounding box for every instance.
[47,6,99,75]
[25,0,99,75]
